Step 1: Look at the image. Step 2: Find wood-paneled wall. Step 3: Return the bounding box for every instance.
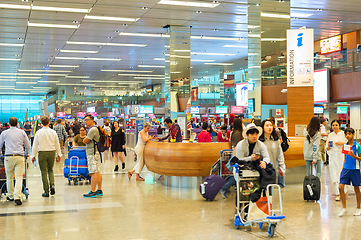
[262,83,288,105]
[287,87,314,136]
[331,71,361,102]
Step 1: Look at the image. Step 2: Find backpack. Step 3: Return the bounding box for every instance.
[279,128,290,152]
[95,126,110,152]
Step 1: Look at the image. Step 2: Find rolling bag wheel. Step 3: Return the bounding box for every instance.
[268,224,275,237]
[68,180,71,185]
[74,178,78,185]
[25,188,29,199]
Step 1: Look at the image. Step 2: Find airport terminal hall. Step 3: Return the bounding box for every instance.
[2,0,361,239]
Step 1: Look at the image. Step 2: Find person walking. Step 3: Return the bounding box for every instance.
[259,119,286,187]
[326,120,347,201]
[111,121,126,171]
[128,122,155,181]
[0,117,31,205]
[24,120,32,140]
[31,116,62,197]
[83,115,103,198]
[303,117,322,178]
[54,118,67,154]
[320,118,329,164]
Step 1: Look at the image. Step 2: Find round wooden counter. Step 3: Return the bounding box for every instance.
[144,141,232,177]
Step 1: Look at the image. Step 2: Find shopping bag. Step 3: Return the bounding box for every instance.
[247,196,272,221]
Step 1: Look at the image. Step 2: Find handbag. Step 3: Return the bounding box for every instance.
[247,194,272,221]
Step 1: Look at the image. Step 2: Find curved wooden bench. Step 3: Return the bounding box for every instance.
[144,141,232,177]
[284,137,305,168]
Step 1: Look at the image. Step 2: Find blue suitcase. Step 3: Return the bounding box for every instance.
[68,148,87,159]
[64,157,89,178]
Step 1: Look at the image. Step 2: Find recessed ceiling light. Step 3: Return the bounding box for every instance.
[158,0,220,8]
[28,22,79,29]
[84,15,139,22]
[31,6,90,13]
[191,36,243,41]
[114,30,120,33]
[107,36,112,39]
[119,32,169,38]
[60,50,98,53]
[196,11,202,13]
[49,65,79,68]
[72,21,79,23]
[317,9,323,11]
[138,65,165,68]
[0,58,21,61]
[66,41,146,47]
[261,38,286,41]
[101,70,153,73]
[261,12,290,19]
[0,43,24,47]
[18,69,72,72]
[118,74,164,77]
[66,76,90,78]
[192,52,235,56]
[223,45,247,48]
[204,63,233,66]
[337,20,342,22]
[37,81,60,83]
[55,57,121,61]
[141,7,148,10]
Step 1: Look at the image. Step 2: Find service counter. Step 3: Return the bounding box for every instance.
[283,136,305,168]
[144,141,231,177]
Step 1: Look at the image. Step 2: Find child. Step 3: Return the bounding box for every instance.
[338,127,361,217]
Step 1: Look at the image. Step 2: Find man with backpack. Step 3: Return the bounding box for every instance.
[83,115,103,198]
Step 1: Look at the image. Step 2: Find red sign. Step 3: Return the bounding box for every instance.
[231,106,243,114]
[108,112,113,117]
[57,112,66,118]
[120,114,125,118]
[77,112,86,117]
[276,109,282,115]
[88,112,97,117]
[147,114,155,118]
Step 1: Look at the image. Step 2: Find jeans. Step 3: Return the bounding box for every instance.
[278,175,285,188]
[221,176,236,192]
[305,160,322,178]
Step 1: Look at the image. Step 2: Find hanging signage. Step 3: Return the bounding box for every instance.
[236,83,248,106]
[139,105,154,114]
[320,35,341,55]
[215,106,228,114]
[57,112,66,118]
[87,106,96,113]
[231,106,243,114]
[191,106,200,114]
[287,29,314,87]
[77,112,86,118]
[108,112,113,117]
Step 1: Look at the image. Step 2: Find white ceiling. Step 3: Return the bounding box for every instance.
[0,0,360,95]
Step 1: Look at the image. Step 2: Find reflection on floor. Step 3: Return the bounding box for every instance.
[1,150,361,240]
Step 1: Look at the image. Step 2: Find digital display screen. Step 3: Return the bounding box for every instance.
[314,106,324,114]
[88,112,97,117]
[139,105,153,114]
[108,112,113,117]
[215,106,228,114]
[320,35,341,54]
[314,69,328,103]
[77,112,86,118]
[231,106,244,114]
[57,112,65,118]
[65,115,72,119]
[337,106,348,114]
[191,106,200,114]
[87,106,96,113]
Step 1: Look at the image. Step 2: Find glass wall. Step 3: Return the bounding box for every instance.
[0,95,42,123]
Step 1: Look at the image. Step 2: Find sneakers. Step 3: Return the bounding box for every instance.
[122,162,125,169]
[42,193,49,197]
[95,189,103,196]
[114,165,119,172]
[220,190,228,199]
[50,185,55,195]
[83,191,97,198]
[354,209,361,216]
[14,199,22,206]
[338,208,347,217]
[6,196,14,202]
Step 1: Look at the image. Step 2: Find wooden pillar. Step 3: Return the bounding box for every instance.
[347,31,360,50]
[287,87,314,136]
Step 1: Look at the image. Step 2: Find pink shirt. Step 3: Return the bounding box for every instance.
[198,131,212,142]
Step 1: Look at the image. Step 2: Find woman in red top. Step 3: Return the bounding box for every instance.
[198,122,212,142]
[217,124,230,142]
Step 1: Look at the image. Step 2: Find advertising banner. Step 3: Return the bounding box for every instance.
[287,29,314,87]
[136,119,144,143]
[236,83,248,106]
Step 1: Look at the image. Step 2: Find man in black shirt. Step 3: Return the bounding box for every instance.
[24,121,32,140]
[72,121,80,136]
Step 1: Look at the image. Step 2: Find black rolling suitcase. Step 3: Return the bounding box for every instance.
[303,164,321,201]
[199,175,226,201]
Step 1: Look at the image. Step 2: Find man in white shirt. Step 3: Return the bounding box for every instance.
[31,116,62,197]
[320,118,328,164]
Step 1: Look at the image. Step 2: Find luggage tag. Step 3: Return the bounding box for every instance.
[342,144,351,155]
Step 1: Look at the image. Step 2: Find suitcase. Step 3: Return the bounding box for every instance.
[303,165,321,201]
[68,148,87,159]
[199,175,226,201]
[64,158,89,178]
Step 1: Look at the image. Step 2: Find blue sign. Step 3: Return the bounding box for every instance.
[136,119,144,143]
[65,115,72,119]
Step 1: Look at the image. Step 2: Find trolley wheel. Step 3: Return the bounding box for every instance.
[259,222,263,229]
[68,180,71,185]
[268,224,275,237]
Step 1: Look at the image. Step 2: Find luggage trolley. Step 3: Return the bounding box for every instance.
[233,163,285,237]
[64,147,90,185]
[211,149,233,177]
[0,156,29,200]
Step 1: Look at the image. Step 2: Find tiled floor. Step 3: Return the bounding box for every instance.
[1,151,361,240]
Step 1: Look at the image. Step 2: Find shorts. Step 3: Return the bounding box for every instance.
[340,169,361,186]
[88,154,100,174]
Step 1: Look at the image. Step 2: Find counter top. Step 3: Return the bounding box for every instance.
[144,141,231,177]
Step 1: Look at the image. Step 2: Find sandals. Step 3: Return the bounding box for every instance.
[128,171,133,180]
[136,177,145,181]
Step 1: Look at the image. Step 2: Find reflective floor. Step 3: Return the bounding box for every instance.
[1,150,361,240]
